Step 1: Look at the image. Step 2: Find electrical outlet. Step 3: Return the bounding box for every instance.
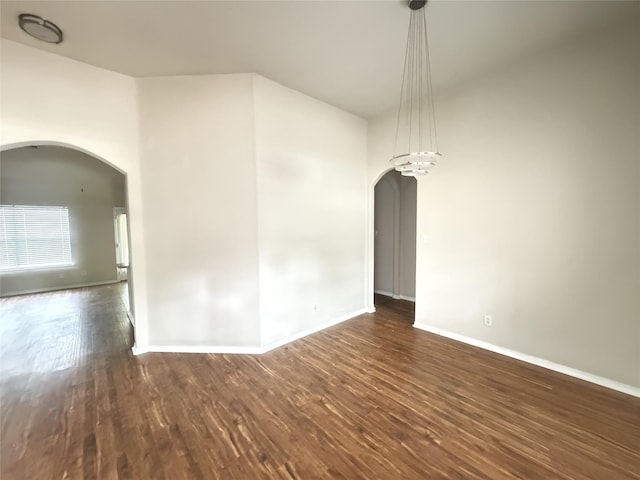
[483,315,493,327]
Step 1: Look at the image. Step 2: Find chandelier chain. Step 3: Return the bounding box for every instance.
[390,1,443,177]
[393,9,414,158]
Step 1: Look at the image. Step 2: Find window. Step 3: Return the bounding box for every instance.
[0,205,73,272]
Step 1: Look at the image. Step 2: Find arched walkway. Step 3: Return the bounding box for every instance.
[1,142,137,343]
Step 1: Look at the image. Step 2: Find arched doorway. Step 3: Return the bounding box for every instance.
[0,143,135,346]
[373,169,417,317]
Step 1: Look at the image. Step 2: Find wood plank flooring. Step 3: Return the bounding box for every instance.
[1,285,638,479]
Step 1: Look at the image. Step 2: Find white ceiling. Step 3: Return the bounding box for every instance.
[0,0,635,118]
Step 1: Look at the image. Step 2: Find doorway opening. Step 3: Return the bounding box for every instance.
[373,169,417,319]
[0,144,134,340]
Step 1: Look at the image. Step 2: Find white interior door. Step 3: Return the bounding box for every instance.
[113,207,129,281]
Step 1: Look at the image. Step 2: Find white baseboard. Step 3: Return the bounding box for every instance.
[375,290,415,302]
[397,295,415,302]
[374,289,393,297]
[0,279,120,298]
[260,308,368,352]
[131,344,148,356]
[413,323,640,398]
[132,308,367,356]
[132,344,265,355]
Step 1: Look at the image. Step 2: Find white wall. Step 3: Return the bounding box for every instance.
[1,39,368,351]
[369,17,639,387]
[137,74,368,349]
[0,146,125,296]
[137,74,261,347]
[253,76,368,345]
[0,39,149,346]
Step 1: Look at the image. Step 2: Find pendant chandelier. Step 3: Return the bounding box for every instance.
[390,0,442,177]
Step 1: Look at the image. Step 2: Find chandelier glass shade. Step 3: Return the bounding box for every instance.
[390,1,442,177]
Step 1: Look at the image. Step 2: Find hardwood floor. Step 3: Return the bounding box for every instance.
[1,286,638,479]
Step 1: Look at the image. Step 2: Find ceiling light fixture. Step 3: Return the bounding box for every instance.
[390,0,442,177]
[18,14,63,44]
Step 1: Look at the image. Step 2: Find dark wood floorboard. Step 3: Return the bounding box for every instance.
[1,285,638,479]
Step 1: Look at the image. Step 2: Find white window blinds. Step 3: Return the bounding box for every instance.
[0,205,73,272]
